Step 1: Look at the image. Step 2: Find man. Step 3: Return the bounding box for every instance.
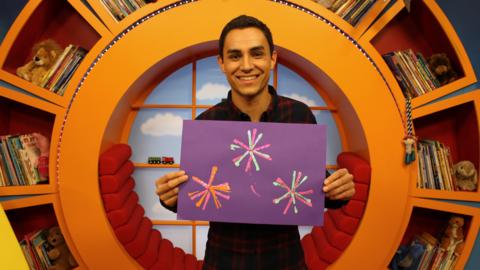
[156,15,355,269]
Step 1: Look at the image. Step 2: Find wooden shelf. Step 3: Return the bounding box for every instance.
[0,86,63,195]
[393,198,480,270]
[0,0,106,107]
[1,194,83,268]
[360,0,476,109]
[290,0,391,40]
[85,0,161,34]
[412,91,479,201]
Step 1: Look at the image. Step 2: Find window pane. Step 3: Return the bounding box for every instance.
[144,64,192,105]
[128,108,192,163]
[313,110,342,164]
[154,225,193,254]
[277,64,327,107]
[133,168,178,220]
[196,56,230,105]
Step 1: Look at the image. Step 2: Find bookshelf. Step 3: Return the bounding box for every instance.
[291,0,392,40]
[0,0,477,269]
[0,0,108,107]
[411,91,479,201]
[360,0,476,109]
[392,198,480,270]
[1,194,83,269]
[0,86,63,195]
[84,0,159,34]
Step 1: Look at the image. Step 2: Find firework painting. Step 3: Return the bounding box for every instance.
[178,120,326,225]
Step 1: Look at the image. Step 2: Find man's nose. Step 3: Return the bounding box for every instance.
[240,55,253,70]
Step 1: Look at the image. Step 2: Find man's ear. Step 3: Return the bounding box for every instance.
[217,55,225,73]
[270,50,278,69]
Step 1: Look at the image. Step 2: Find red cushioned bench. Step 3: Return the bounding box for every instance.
[99,144,203,269]
[302,152,371,269]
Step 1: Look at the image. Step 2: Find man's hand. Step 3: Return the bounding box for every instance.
[323,168,355,200]
[155,170,189,207]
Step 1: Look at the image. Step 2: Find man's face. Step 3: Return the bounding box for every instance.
[218,27,277,100]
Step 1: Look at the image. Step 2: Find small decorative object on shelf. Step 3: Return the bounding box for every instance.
[19,225,77,270]
[426,53,458,86]
[453,160,478,191]
[15,40,88,96]
[147,156,174,165]
[16,40,63,87]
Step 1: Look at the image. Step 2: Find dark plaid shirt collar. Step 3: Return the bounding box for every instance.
[223,85,279,121]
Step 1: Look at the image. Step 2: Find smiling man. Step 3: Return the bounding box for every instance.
[156,15,355,270]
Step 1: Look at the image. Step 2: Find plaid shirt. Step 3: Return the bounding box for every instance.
[161,86,346,268]
[193,86,346,270]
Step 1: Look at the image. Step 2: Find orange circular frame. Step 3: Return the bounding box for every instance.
[57,0,410,269]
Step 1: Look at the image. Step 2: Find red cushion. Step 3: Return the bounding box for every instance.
[114,205,144,244]
[301,234,321,268]
[100,161,134,193]
[196,260,203,270]
[184,254,197,270]
[106,192,138,228]
[102,178,135,211]
[137,230,161,269]
[342,199,366,218]
[337,152,371,184]
[351,182,369,202]
[124,219,153,258]
[172,247,186,270]
[99,144,132,175]
[149,239,174,270]
[328,210,359,235]
[323,213,353,250]
[311,227,342,263]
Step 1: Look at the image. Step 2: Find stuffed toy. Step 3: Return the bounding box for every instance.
[16,39,63,86]
[426,53,458,86]
[453,160,478,191]
[46,226,77,270]
[439,216,465,254]
[32,132,50,181]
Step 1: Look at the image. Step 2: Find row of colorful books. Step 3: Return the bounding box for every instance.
[0,134,45,187]
[401,232,461,270]
[19,226,74,270]
[417,140,455,191]
[383,49,441,98]
[38,44,87,96]
[314,0,377,26]
[101,0,154,21]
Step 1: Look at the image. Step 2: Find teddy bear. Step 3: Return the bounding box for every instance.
[16,39,63,86]
[439,216,465,255]
[426,53,458,86]
[46,226,77,270]
[453,160,478,191]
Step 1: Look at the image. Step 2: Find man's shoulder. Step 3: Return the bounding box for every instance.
[196,100,230,120]
[277,94,312,112]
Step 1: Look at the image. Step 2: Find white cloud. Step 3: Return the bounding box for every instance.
[284,93,317,107]
[141,113,183,136]
[197,82,229,100]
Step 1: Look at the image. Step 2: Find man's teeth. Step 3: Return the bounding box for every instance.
[239,76,257,81]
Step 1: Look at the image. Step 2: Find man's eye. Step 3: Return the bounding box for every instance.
[252,51,265,58]
[229,54,240,60]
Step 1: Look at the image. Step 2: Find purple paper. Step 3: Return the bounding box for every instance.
[178,120,326,226]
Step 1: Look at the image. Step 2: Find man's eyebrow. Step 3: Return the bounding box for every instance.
[226,49,241,54]
[250,46,265,52]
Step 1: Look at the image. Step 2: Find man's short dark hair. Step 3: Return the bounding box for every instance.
[219,15,274,59]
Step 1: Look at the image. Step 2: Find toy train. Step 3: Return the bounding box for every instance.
[147,156,175,165]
